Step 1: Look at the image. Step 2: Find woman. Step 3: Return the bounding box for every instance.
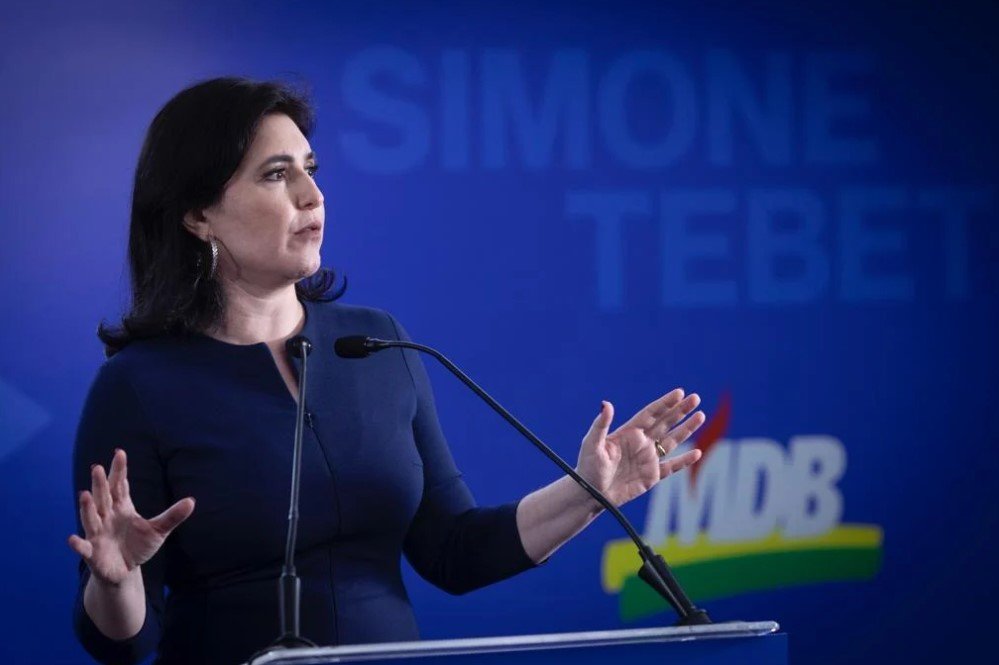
[68,76,705,665]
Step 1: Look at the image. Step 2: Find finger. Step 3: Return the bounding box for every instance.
[659,449,702,478]
[67,534,94,560]
[587,401,614,442]
[148,497,196,536]
[647,394,701,440]
[91,464,112,519]
[107,449,125,504]
[106,450,119,489]
[78,491,102,536]
[656,409,706,455]
[627,388,685,430]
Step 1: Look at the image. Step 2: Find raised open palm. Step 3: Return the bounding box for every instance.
[576,388,705,507]
[68,449,195,586]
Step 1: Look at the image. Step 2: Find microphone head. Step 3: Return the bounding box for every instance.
[334,335,373,358]
[286,335,313,357]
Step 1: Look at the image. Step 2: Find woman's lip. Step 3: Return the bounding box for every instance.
[294,226,322,235]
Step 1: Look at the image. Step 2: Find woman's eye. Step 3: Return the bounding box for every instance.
[264,165,319,181]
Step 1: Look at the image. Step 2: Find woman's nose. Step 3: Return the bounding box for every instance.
[296,173,324,209]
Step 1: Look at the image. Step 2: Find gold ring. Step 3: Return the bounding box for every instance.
[654,440,667,457]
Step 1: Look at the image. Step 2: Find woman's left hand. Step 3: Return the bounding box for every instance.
[575,388,705,509]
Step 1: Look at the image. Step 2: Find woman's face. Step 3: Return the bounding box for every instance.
[189,112,325,291]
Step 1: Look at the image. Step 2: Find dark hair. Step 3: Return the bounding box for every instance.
[98,76,346,357]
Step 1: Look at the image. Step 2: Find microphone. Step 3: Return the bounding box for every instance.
[287,335,314,358]
[251,335,318,661]
[333,335,711,626]
[333,335,386,358]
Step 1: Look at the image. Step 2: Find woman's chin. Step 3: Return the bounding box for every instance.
[293,254,322,280]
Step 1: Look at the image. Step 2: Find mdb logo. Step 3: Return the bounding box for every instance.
[601,394,883,620]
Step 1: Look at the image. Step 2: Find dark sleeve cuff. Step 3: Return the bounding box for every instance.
[455,498,551,590]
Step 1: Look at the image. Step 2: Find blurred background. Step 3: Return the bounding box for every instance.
[1,0,997,662]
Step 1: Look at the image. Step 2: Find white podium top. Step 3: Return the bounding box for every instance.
[246,620,781,664]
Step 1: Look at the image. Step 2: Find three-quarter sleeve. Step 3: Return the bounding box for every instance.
[71,358,168,665]
[389,314,544,595]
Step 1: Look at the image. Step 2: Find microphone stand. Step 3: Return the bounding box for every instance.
[335,336,711,626]
[249,336,318,663]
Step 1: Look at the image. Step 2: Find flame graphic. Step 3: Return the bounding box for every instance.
[689,392,731,490]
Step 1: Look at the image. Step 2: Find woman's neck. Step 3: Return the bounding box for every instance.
[208,279,305,346]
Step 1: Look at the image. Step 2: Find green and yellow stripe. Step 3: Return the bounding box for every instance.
[602,525,883,620]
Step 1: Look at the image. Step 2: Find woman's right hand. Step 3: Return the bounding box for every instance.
[68,448,195,587]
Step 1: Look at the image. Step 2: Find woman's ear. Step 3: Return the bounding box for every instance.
[182,209,210,241]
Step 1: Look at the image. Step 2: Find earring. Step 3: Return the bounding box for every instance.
[208,236,219,277]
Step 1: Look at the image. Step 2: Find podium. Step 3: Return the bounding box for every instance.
[246,621,785,664]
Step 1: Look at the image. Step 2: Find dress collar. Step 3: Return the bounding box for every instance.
[191,296,317,353]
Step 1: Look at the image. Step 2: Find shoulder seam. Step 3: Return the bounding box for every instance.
[383,310,419,399]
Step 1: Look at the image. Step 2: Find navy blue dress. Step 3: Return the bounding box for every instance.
[71,300,541,665]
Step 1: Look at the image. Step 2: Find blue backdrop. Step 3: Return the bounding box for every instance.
[1,1,997,663]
